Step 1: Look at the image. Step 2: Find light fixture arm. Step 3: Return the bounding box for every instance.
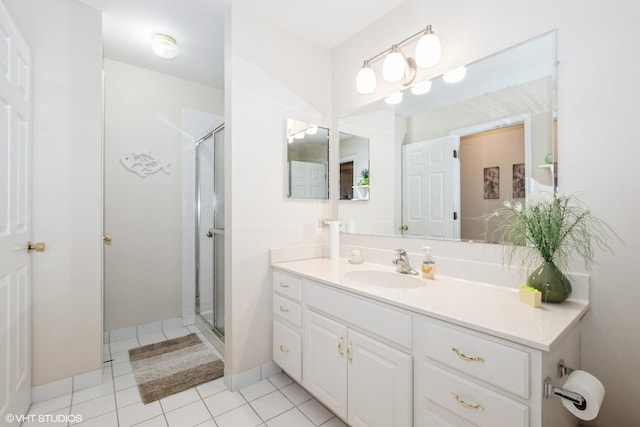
[361,25,434,67]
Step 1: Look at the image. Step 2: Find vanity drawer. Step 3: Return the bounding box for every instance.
[273,293,302,327]
[273,270,302,301]
[273,319,302,382]
[422,363,529,427]
[423,321,529,398]
[305,281,412,349]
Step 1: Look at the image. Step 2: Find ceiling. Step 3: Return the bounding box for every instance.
[75,0,405,89]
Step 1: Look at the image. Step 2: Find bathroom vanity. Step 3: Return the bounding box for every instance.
[272,258,589,427]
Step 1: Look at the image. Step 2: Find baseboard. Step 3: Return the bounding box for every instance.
[106,316,190,343]
[224,361,283,391]
[31,368,102,403]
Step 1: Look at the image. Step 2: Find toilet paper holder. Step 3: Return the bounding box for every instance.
[543,359,587,410]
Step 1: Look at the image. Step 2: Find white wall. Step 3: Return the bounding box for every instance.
[332,1,640,425]
[225,5,332,381]
[103,59,223,331]
[4,0,103,386]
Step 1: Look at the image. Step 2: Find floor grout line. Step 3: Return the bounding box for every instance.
[40,333,342,427]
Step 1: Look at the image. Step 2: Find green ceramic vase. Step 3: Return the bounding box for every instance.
[527,261,572,303]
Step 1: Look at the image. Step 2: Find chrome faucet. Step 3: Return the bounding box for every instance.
[392,249,418,275]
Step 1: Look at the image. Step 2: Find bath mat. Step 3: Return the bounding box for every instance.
[129,333,224,403]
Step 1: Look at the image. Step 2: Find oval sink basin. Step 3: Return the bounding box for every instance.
[345,270,423,289]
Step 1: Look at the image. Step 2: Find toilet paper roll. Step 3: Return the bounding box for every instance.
[560,370,605,421]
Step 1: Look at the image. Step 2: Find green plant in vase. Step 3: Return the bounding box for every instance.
[358,168,369,186]
[486,194,619,303]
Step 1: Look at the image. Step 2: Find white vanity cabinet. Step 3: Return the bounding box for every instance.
[303,282,412,427]
[272,261,584,427]
[414,318,580,427]
[272,270,303,382]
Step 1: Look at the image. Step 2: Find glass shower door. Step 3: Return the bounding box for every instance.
[196,125,225,339]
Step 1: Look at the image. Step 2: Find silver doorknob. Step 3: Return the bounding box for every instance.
[206,229,213,238]
[27,241,45,253]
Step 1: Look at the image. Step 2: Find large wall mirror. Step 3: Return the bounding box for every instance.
[338,31,557,242]
[287,119,329,199]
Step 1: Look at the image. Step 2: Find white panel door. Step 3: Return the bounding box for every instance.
[0,2,32,423]
[303,309,348,419]
[347,329,412,427]
[289,160,327,199]
[402,136,460,239]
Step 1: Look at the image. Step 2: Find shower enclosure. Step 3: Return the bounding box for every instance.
[195,124,225,342]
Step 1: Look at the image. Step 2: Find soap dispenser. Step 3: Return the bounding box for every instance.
[421,246,436,279]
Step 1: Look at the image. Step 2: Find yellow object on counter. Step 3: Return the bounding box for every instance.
[519,285,542,308]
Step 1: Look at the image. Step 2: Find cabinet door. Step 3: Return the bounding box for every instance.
[273,320,302,382]
[304,309,348,419]
[348,329,412,427]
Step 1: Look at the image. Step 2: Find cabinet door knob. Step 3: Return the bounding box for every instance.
[452,347,485,363]
[347,342,353,364]
[337,336,344,357]
[452,392,484,412]
[279,345,289,354]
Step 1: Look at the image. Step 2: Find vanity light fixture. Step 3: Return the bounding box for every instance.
[356,61,377,95]
[384,92,404,105]
[356,25,441,95]
[411,80,432,95]
[287,119,317,142]
[151,33,178,59]
[443,66,467,83]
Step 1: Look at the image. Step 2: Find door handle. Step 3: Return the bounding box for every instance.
[206,229,213,238]
[27,241,46,253]
[103,234,112,243]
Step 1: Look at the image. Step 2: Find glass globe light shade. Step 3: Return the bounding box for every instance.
[443,66,467,83]
[151,34,178,59]
[384,92,404,105]
[356,64,377,94]
[415,28,441,68]
[382,47,407,83]
[411,80,432,95]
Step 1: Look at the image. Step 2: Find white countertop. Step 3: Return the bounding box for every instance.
[272,258,589,351]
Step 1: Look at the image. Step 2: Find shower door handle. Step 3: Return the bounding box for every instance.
[206,229,213,238]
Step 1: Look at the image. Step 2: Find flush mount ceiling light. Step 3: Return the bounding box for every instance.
[151,33,178,59]
[355,25,441,95]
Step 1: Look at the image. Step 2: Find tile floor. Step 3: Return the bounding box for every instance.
[23,326,345,427]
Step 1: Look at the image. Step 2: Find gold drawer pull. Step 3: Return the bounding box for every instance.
[452,392,484,412]
[279,345,289,354]
[452,347,485,363]
[279,306,289,313]
[338,336,344,357]
[347,342,353,364]
[279,282,290,288]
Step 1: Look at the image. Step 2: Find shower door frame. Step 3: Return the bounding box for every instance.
[195,123,225,341]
